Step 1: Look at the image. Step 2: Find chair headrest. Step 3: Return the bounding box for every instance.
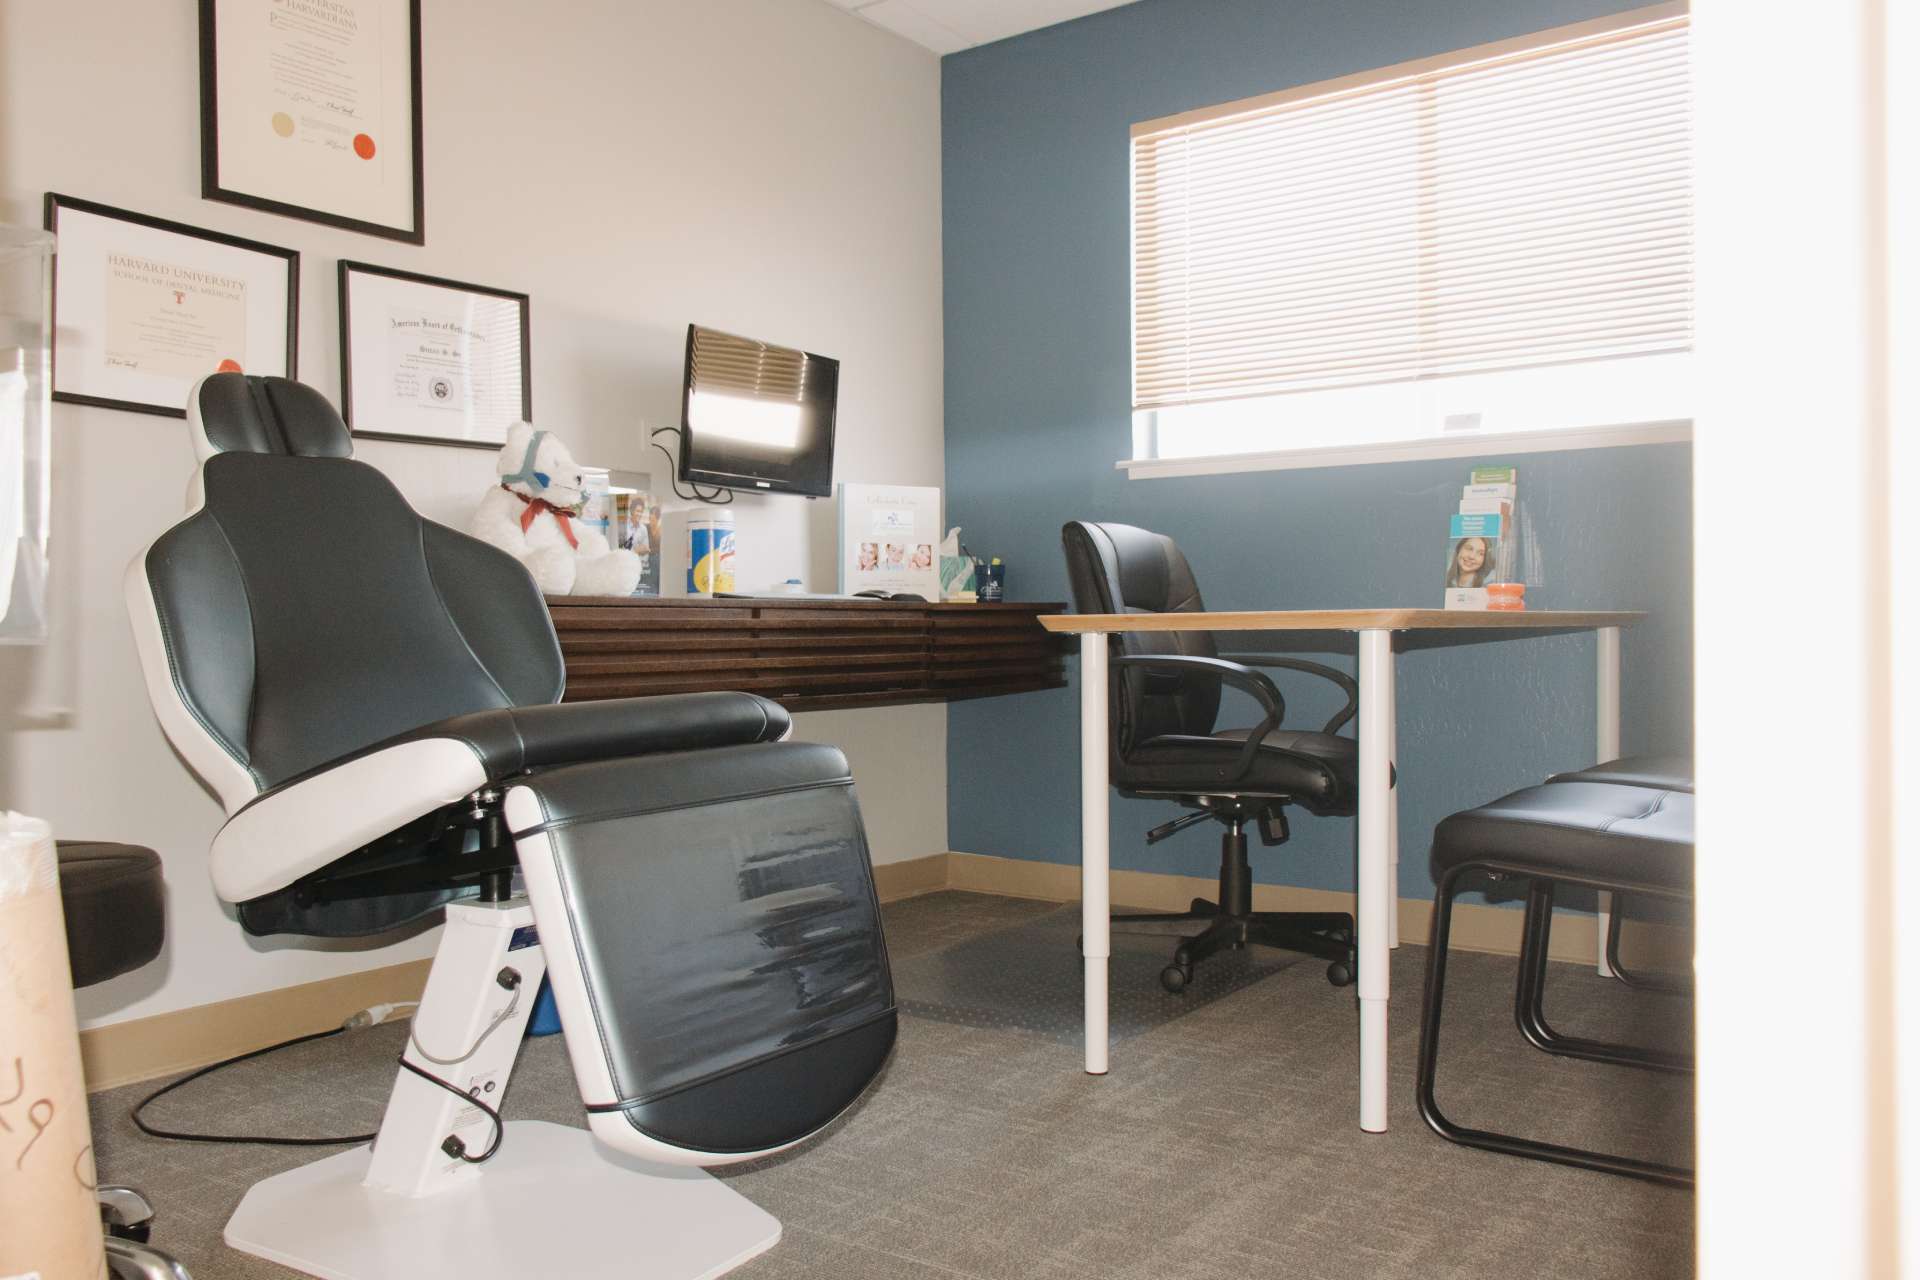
[187,373,355,464]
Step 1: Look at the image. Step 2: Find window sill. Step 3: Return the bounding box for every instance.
[1118,419,1693,480]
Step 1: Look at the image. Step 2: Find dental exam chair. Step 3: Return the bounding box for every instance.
[124,373,896,1280]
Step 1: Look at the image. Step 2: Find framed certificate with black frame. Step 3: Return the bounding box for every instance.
[199,0,425,244]
[44,193,299,419]
[339,260,531,449]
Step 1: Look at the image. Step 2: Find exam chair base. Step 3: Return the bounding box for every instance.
[225,1120,780,1280]
[221,890,803,1280]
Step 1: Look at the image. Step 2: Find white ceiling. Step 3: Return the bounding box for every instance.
[822,0,1138,55]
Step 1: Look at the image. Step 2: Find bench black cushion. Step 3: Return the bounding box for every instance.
[1546,754,1694,793]
[1430,781,1693,893]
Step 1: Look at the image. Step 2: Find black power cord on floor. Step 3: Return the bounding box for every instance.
[131,1023,506,1164]
[131,1026,379,1147]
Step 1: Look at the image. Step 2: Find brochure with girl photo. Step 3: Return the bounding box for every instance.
[1444,513,1504,585]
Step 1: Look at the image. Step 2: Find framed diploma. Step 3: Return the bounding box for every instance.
[339,260,531,449]
[200,0,425,244]
[44,194,299,419]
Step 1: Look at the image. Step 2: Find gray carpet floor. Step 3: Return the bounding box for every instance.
[90,891,1694,1279]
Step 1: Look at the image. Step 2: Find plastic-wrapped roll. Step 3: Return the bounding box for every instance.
[0,812,106,1280]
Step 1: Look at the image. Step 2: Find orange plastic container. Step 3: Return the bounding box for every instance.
[1486,583,1527,611]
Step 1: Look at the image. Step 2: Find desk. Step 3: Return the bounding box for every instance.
[1038,608,1645,1132]
[546,595,1070,711]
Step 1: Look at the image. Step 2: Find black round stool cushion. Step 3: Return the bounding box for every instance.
[57,841,165,988]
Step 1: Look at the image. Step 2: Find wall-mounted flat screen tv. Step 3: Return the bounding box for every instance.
[679,324,839,497]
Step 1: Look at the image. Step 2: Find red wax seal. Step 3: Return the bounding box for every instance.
[353,133,376,159]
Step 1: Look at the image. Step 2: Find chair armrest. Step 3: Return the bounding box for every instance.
[1110,654,1283,783]
[1217,654,1359,735]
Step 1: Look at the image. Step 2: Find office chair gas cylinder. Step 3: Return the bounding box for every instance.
[124,374,896,1280]
[1063,522,1377,993]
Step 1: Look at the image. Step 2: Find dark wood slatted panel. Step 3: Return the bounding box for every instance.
[546,595,1071,711]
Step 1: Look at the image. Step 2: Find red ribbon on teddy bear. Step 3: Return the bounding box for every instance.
[506,485,579,549]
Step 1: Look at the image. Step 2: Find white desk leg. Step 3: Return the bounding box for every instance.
[1357,629,1393,1132]
[1080,633,1111,1075]
[1386,647,1400,950]
[1595,626,1622,977]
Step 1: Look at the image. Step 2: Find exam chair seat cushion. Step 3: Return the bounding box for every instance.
[1545,754,1694,793]
[210,691,792,905]
[255,692,792,795]
[1121,726,1360,814]
[1430,780,1694,892]
[57,842,165,989]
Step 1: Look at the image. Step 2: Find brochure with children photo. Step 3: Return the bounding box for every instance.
[837,482,942,600]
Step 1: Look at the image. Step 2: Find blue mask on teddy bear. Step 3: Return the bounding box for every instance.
[500,429,556,494]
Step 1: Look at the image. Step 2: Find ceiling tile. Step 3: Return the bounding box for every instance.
[913,0,1134,46]
[857,0,971,55]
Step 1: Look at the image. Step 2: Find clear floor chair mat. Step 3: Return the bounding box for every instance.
[891,904,1305,1044]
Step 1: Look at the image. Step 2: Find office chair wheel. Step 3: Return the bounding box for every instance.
[99,1186,156,1243]
[1160,963,1193,993]
[1325,960,1354,988]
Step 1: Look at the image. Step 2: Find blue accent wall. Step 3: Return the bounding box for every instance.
[941,0,1692,903]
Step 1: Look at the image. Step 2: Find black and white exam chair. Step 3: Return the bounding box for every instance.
[125,374,897,1280]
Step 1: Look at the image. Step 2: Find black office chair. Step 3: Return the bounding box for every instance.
[1062,521,1367,992]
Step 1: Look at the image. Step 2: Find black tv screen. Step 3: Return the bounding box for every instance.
[679,324,838,497]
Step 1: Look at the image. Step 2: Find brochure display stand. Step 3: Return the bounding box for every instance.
[1443,465,1535,610]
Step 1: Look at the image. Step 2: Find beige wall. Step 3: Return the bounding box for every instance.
[0,0,945,1027]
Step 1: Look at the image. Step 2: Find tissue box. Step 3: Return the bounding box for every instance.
[939,555,977,602]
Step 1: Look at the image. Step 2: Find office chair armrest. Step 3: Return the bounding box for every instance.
[1217,655,1359,735]
[1111,654,1284,784]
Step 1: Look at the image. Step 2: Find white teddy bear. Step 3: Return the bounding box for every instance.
[469,422,641,596]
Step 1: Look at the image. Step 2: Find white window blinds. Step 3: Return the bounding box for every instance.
[1130,6,1692,415]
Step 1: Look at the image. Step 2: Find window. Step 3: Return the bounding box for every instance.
[1128,3,1691,474]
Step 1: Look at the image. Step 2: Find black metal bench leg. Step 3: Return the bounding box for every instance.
[1516,880,1694,1074]
[1416,867,1695,1188]
[1606,894,1694,994]
[1414,872,1462,1144]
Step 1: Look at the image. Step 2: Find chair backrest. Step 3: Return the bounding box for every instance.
[1060,521,1221,754]
[127,374,564,815]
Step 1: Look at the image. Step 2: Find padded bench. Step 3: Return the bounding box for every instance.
[1547,755,1693,989]
[1414,773,1694,1186]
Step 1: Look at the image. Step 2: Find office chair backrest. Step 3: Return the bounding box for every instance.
[130,374,564,814]
[1061,521,1222,753]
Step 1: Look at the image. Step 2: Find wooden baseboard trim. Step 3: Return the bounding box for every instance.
[942,850,1691,971]
[83,849,1686,1093]
[81,958,435,1093]
[81,853,963,1093]
[871,852,951,903]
